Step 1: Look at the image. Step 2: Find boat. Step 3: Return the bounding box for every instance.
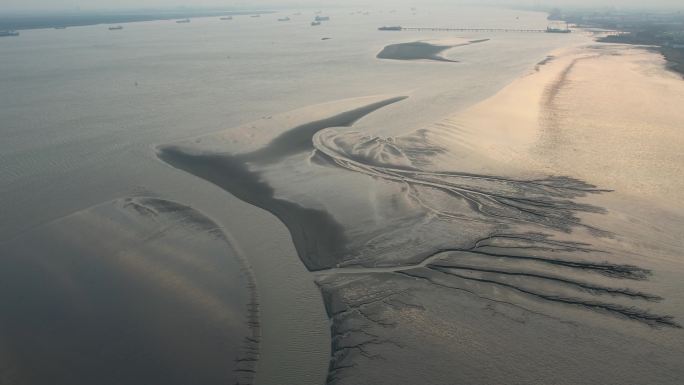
[278,17,291,22]
[176,19,191,23]
[546,27,571,33]
[378,26,402,31]
[311,21,321,26]
[546,22,571,33]
[108,26,123,30]
[0,30,20,37]
[315,16,330,22]
[54,26,67,30]
[220,16,233,20]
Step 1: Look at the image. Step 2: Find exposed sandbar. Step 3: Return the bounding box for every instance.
[243,96,407,164]
[157,95,407,271]
[376,39,489,62]
[311,42,684,385]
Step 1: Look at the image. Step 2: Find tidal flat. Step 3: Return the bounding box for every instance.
[156,43,684,385]
[1,5,683,385]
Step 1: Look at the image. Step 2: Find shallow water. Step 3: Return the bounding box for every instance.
[0,198,257,385]
[3,5,651,385]
[0,7,583,239]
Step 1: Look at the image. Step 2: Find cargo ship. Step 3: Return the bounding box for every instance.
[546,27,571,33]
[108,26,123,30]
[378,26,402,31]
[176,19,191,23]
[0,30,20,37]
[546,22,571,33]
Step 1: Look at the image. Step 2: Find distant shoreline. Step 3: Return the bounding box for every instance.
[0,10,274,31]
[548,9,684,77]
[598,35,684,77]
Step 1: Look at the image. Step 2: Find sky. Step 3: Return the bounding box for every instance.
[1,0,683,12]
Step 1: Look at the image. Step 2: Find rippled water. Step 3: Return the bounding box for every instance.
[0,6,600,385]
[0,7,582,239]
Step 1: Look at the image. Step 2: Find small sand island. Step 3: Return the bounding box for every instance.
[377,39,489,62]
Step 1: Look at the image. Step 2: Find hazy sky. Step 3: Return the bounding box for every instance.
[2,0,683,12]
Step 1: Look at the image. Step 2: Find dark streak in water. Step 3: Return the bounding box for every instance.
[158,148,347,271]
[157,96,408,270]
[314,130,609,234]
[423,266,679,328]
[427,263,661,301]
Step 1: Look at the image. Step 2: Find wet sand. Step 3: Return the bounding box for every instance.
[1,7,604,385]
[323,41,684,384]
[153,39,684,383]
[154,39,684,384]
[158,95,407,271]
[2,15,682,384]
[439,43,684,211]
[156,95,410,385]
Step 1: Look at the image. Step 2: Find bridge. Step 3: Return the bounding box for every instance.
[378,26,570,33]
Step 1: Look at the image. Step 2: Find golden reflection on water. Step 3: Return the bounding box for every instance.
[0,199,251,385]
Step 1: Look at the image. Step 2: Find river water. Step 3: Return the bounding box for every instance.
[0,6,586,385]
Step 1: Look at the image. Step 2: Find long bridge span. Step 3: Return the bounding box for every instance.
[379,26,571,33]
